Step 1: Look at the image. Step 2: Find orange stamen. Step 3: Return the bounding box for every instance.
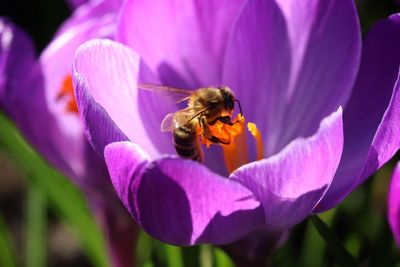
[247,122,264,160]
[56,74,78,113]
[221,115,249,174]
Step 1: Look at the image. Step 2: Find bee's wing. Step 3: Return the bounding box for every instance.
[160,113,177,132]
[160,106,211,132]
[138,83,193,103]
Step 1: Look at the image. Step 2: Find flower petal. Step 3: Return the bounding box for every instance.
[224,0,360,156]
[66,0,88,9]
[117,0,244,88]
[388,162,400,248]
[222,0,291,158]
[105,141,264,246]
[37,11,119,179]
[58,0,122,36]
[316,14,400,211]
[0,19,82,178]
[0,18,35,106]
[73,39,176,156]
[274,0,361,151]
[231,108,343,230]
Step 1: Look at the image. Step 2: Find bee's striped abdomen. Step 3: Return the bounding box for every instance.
[173,125,202,162]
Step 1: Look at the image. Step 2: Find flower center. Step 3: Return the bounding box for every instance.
[56,74,78,114]
[199,115,264,173]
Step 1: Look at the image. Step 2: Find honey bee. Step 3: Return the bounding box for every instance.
[138,83,242,162]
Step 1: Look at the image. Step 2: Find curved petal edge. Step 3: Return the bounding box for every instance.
[231,107,344,230]
[105,141,265,246]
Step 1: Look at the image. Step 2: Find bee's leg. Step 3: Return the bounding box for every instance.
[208,136,230,145]
[217,116,241,126]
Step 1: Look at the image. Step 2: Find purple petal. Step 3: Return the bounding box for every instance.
[105,141,264,246]
[222,0,291,159]
[66,0,88,9]
[37,14,117,181]
[316,14,400,212]
[231,108,343,230]
[59,0,122,36]
[74,39,177,156]
[388,162,400,247]
[274,0,360,151]
[117,0,244,88]
[0,19,81,178]
[0,18,35,105]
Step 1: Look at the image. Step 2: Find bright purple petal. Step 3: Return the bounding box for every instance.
[73,39,177,156]
[274,0,360,152]
[231,108,343,230]
[117,0,244,88]
[222,0,291,160]
[59,0,122,36]
[317,14,400,212]
[388,162,400,247]
[105,141,264,246]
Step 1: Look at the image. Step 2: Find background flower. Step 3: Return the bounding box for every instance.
[0,1,138,266]
[388,162,400,248]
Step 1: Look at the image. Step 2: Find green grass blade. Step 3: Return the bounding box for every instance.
[213,247,234,267]
[0,112,108,267]
[26,185,47,267]
[199,245,213,267]
[310,215,358,267]
[164,244,184,267]
[0,214,16,267]
[299,210,336,267]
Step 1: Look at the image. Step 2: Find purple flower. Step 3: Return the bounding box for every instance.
[73,0,400,246]
[0,1,138,266]
[388,163,400,247]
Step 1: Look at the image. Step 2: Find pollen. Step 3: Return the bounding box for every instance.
[198,114,264,174]
[56,74,78,113]
[247,122,264,160]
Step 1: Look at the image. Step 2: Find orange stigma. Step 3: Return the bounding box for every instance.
[199,114,264,173]
[56,74,78,113]
[247,122,264,160]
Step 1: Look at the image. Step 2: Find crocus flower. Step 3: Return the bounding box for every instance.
[388,162,400,247]
[0,1,138,266]
[73,0,400,247]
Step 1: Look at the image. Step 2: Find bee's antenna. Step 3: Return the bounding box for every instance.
[235,99,243,116]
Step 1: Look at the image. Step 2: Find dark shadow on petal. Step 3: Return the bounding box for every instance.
[158,61,193,89]
[195,205,265,245]
[137,162,193,245]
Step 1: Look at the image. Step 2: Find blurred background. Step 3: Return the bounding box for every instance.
[0,0,400,266]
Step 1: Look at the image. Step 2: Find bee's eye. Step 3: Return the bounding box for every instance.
[227,99,234,110]
[209,100,219,107]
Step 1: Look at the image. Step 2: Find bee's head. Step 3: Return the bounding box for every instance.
[218,86,235,111]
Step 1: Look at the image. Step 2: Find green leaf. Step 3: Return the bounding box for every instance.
[199,245,213,267]
[0,112,108,267]
[164,244,184,267]
[310,215,358,267]
[213,247,234,267]
[299,209,336,267]
[0,214,16,267]
[26,185,47,267]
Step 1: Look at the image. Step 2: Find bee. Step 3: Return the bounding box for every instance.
[138,83,242,162]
